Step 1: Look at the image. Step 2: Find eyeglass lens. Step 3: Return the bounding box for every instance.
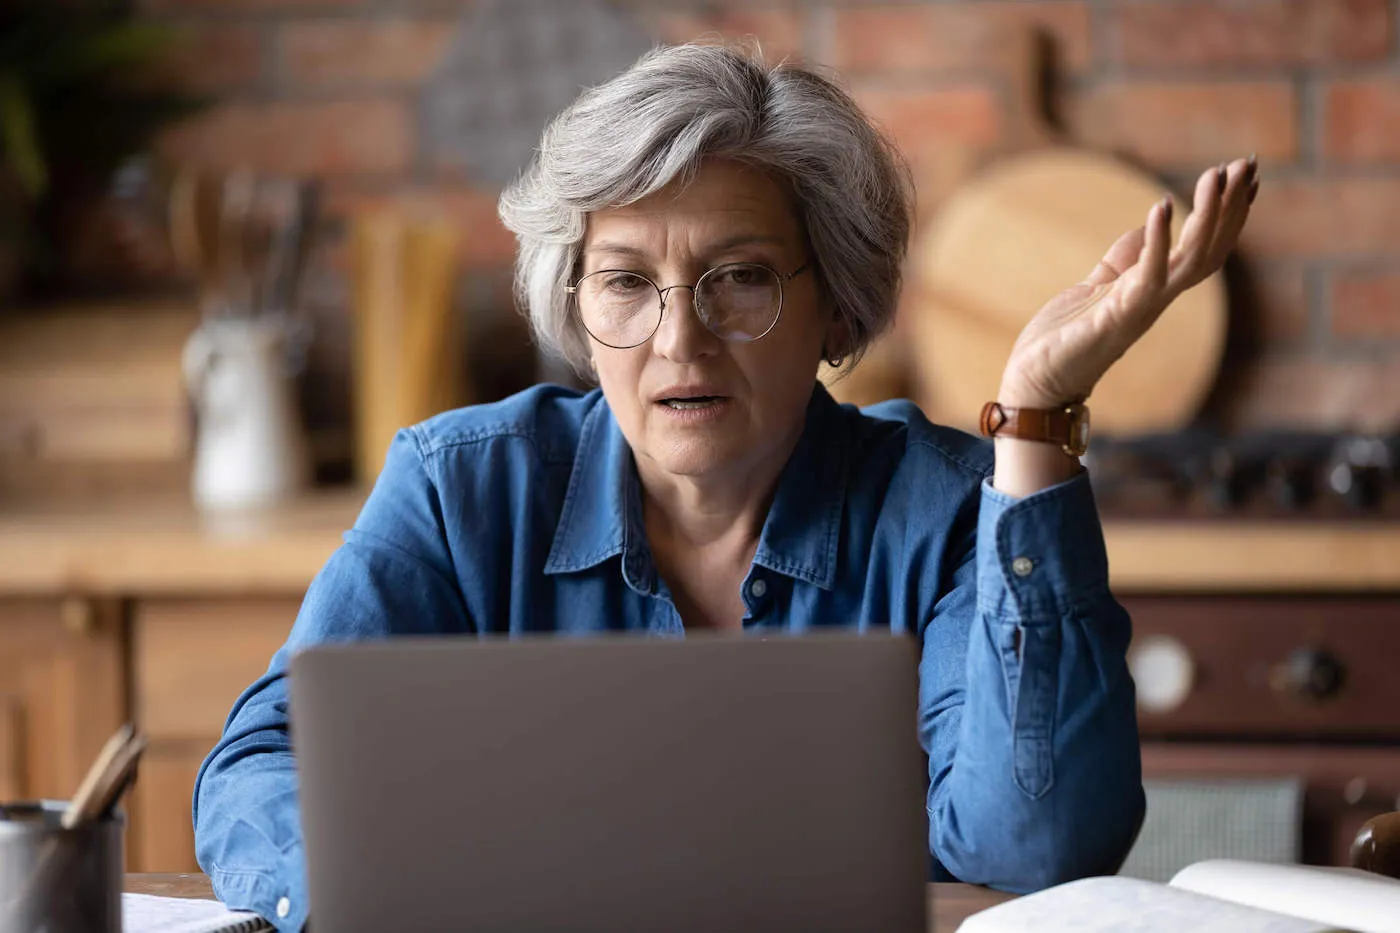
[575,263,782,348]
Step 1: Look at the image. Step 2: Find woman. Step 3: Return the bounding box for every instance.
[194,43,1255,930]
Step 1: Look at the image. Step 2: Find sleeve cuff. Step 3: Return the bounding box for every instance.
[976,471,1111,622]
[208,840,309,933]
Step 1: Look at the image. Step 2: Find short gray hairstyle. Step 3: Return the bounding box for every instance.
[498,41,914,375]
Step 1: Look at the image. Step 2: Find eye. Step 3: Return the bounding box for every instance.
[715,265,765,286]
[599,272,650,292]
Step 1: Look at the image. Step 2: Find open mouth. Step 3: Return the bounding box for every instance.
[660,395,724,410]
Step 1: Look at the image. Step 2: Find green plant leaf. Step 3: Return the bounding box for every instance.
[0,76,46,199]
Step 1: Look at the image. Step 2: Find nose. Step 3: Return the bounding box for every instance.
[651,286,720,363]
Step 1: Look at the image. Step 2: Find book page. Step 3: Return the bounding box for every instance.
[956,876,1346,933]
[122,893,272,933]
[1172,860,1400,933]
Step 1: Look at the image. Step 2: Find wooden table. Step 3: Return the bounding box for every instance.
[125,874,1015,931]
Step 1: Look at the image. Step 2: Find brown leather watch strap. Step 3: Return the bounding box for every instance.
[980,402,1073,442]
[979,401,1090,456]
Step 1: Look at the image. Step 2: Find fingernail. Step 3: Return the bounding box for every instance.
[1246,152,1258,181]
[1217,164,1228,189]
[1162,196,1173,223]
[1247,178,1259,204]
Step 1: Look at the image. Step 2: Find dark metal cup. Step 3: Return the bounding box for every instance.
[0,800,123,933]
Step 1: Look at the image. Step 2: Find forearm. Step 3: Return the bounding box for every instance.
[992,436,1082,499]
[923,473,1144,892]
[929,594,1144,892]
[193,669,309,932]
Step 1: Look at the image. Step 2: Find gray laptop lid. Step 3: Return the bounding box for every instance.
[291,633,927,933]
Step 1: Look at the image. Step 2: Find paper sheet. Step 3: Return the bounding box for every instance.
[121,893,271,933]
[956,876,1345,933]
[1173,860,1400,933]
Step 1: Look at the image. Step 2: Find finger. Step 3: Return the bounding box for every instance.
[1207,155,1255,265]
[1167,163,1225,290]
[1084,226,1146,286]
[1141,196,1171,298]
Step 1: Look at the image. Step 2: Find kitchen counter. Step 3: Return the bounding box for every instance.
[0,491,1397,594]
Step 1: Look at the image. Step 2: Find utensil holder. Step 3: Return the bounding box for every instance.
[0,800,123,933]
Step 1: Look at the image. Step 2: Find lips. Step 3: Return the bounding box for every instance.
[652,385,729,405]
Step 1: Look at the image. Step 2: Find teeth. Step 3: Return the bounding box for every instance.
[664,398,718,410]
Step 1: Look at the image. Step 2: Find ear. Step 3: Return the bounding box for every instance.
[822,312,853,363]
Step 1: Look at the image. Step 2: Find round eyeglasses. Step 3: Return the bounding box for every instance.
[567,261,810,349]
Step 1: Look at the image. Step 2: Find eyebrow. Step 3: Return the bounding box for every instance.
[583,234,789,260]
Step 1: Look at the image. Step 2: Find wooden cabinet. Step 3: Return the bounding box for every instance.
[1123,595,1400,869]
[130,597,301,872]
[0,597,124,804]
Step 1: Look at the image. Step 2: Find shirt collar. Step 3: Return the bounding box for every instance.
[545,383,850,591]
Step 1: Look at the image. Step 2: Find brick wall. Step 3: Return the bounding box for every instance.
[148,0,1400,435]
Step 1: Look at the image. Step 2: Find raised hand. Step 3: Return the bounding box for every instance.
[996,155,1258,410]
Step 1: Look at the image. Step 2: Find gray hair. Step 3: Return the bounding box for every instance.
[497,41,914,375]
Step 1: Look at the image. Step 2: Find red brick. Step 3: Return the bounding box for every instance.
[851,84,1002,167]
[280,20,456,88]
[1220,354,1400,431]
[1331,268,1400,339]
[643,10,806,65]
[158,99,412,177]
[181,25,264,93]
[1247,263,1311,345]
[831,2,1092,76]
[1106,0,1391,68]
[324,183,517,270]
[1240,177,1400,258]
[140,0,362,10]
[1064,81,1296,169]
[1325,78,1400,164]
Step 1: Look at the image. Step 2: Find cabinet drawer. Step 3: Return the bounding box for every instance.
[133,598,300,741]
[1124,596,1400,738]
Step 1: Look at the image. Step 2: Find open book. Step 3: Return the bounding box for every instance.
[958,860,1400,933]
[122,893,271,933]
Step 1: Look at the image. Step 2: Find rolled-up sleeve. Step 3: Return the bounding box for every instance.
[192,429,471,931]
[922,470,1145,893]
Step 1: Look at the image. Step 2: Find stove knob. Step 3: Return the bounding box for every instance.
[1205,449,1244,511]
[1267,460,1315,512]
[1329,461,1384,511]
[1128,634,1195,713]
[1269,648,1347,702]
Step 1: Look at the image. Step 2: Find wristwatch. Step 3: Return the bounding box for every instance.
[979,401,1091,457]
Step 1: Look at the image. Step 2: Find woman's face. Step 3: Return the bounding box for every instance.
[581,158,839,487]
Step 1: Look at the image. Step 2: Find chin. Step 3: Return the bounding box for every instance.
[645,435,740,478]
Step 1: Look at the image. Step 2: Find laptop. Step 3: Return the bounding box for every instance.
[290,632,928,932]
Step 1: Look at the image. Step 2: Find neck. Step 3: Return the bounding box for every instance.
[637,424,802,559]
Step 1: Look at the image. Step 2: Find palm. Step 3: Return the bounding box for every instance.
[999,156,1258,408]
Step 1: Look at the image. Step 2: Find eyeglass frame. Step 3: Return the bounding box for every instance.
[565,260,811,349]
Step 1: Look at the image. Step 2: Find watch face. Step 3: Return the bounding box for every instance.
[1065,404,1091,457]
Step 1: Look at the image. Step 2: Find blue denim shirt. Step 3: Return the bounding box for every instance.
[192,382,1144,932]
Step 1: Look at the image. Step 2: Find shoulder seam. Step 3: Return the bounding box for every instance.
[907,435,995,480]
[415,426,573,464]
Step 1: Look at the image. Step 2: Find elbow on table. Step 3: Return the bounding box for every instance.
[935,779,1147,894]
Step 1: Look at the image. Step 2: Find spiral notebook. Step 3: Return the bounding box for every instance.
[122,893,272,933]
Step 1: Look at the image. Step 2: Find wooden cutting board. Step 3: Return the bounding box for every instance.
[907,28,1227,436]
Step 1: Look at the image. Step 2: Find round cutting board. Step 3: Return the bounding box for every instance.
[909,146,1227,436]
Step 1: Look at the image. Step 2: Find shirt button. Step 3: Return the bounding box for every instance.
[750,578,768,598]
[1011,556,1034,578]
[276,896,291,919]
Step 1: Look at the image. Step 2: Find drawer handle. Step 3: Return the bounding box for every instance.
[1269,648,1347,703]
